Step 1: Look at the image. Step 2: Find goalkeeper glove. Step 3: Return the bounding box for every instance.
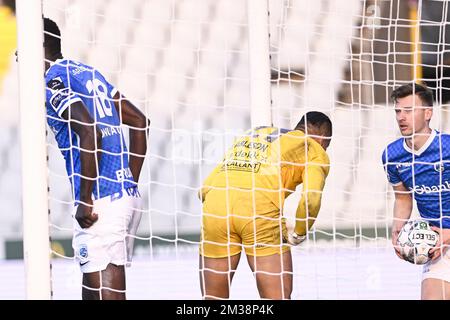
[287,232,306,246]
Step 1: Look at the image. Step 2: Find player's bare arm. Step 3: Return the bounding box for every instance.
[392,183,413,258]
[62,101,102,228]
[113,92,149,183]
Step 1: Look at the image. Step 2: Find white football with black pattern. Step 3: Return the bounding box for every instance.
[397,220,439,265]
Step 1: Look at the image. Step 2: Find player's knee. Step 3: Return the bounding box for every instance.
[202,282,230,300]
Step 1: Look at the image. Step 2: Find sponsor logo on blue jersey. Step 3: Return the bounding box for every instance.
[412,181,450,194]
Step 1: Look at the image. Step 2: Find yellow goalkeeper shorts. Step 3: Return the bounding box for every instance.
[200,188,289,258]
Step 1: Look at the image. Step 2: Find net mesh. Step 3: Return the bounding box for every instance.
[3,0,450,298]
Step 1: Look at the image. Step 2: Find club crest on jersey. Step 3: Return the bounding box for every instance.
[78,244,88,259]
[434,162,445,172]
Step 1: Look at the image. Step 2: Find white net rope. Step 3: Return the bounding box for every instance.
[7,0,444,298]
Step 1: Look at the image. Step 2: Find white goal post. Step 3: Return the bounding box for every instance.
[16,1,51,299]
[248,0,272,128]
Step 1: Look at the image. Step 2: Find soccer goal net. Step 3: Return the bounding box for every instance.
[6,0,450,299]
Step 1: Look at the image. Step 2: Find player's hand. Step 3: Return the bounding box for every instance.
[286,232,306,246]
[391,224,404,260]
[429,226,449,261]
[75,199,98,229]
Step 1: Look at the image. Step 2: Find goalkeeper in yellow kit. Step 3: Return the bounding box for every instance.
[199,111,332,299]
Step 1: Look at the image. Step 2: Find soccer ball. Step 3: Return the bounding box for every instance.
[396,219,439,265]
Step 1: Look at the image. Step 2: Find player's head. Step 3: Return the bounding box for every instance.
[295,111,332,150]
[391,83,433,137]
[43,17,62,60]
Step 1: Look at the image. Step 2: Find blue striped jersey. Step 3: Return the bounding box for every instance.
[45,59,135,202]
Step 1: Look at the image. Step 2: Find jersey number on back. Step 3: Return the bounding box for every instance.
[86,78,113,118]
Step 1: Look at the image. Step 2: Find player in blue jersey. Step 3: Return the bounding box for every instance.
[382,83,450,299]
[43,18,150,300]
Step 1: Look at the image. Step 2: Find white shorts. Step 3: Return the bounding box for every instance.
[72,187,142,273]
[422,247,450,283]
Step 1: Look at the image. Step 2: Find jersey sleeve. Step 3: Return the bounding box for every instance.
[381,148,402,186]
[45,71,82,118]
[294,151,329,235]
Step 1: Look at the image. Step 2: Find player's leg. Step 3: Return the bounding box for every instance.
[74,189,138,300]
[199,253,241,299]
[421,279,450,300]
[200,189,241,299]
[241,208,292,299]
[246,251,292,299]
[82,263,126,300]
[421,248,450,299]
[199,218,242,299]
[125,192,143,266]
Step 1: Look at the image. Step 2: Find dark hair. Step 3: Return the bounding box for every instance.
[43,17,61,55]
[390,83,434,107]
[295,111,332,137]
[4,0,15,13]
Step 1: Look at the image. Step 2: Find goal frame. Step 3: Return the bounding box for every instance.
[17,0,52,299]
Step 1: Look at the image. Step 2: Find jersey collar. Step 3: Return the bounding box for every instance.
[45,58,66,76]
[402,129,436,156]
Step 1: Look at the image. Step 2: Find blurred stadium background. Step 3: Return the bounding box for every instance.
[1,0,450,299]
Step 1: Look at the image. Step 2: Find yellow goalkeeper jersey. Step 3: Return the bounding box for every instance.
[201,126,330,235]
